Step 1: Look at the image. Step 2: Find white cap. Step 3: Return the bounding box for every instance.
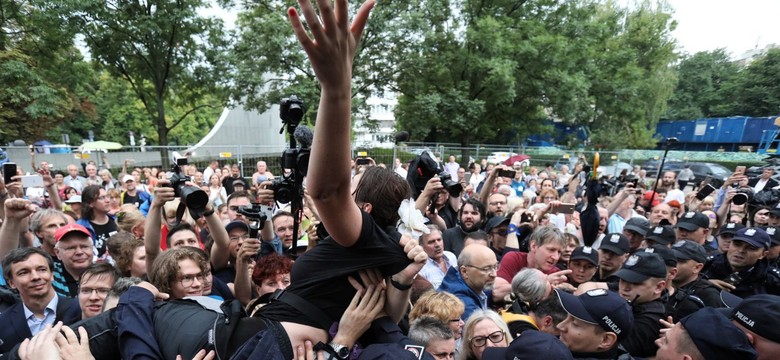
[122,175,134,183]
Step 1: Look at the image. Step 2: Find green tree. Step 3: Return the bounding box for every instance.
[665,49,740,120]
[395,0,678,153]
[732,48,780,117]
[0,0,97,144]
[61,0,230,165]
[588,1,678,149]
[227,0,427,126]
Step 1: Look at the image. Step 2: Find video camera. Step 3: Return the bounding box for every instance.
[272,95,310,204]
[168,156,209,220]
[407,151,463,199]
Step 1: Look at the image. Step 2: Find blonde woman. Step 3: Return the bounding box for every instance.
[410,291,466,341]
[459,309,512,360]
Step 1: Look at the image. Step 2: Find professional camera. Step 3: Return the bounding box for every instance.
[280,95,304,125]
[407,151,463,198]
[732,187,753,206]
[273,95,310,204]
[168,157,209,219]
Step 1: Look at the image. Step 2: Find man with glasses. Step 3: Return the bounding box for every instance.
[77,262,120,319]
[486,193,507,217]
[0,247,81,353]
[439,244,498,321]
[52,224,96,297]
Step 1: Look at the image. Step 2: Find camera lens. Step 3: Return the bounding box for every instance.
[732,193,748,206]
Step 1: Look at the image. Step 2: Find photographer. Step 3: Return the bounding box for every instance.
[415,176,459,230]
[143,179,230,272]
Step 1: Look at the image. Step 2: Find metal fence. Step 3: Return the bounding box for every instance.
[14,142,766,180]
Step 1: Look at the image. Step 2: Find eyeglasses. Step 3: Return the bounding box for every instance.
[488,201,506,206]
[465,264,498,273]
[470,330,505,347]
[79,287,110,296]
[179,273,206,287]
[543,196,555,200]
[229,234,250,242]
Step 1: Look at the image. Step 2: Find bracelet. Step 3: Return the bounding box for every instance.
[507,224,519,235]
[202,208,215,217]
[390,277,413,291]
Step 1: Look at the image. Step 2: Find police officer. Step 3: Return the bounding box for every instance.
[643,225,676,248]
[711,222,745,255]
[654,307,757,360]
[763,226,780,268]
[666,240,723,321]
[613,252,669,357]
[702,227,780,298]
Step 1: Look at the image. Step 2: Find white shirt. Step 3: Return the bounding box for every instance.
[419,251,457,289]
[754,178,770,193]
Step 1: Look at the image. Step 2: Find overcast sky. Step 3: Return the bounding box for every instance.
[211,0,779,59]
[645,0,779,58]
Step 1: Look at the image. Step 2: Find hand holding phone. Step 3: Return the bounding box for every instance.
[3,163,17,184]
[695,184,716,201]
[735,166,746,174]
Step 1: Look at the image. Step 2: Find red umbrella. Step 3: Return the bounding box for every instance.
[503,154,531,166]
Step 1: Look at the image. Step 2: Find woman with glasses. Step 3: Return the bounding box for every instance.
[409,291,466,342]
[459,309,512,360]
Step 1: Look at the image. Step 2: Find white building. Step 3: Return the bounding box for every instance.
[353,93,397,148]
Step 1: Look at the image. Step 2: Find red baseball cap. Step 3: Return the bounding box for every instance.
[54,224,91,242]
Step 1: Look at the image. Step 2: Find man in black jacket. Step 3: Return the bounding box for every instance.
[613,252,669,358]
[0,248,80,353]
[666,240,723,321]
[703,227,780,298]
[748,167,779,193]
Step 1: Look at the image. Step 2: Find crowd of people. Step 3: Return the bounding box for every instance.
[2,1,780,359]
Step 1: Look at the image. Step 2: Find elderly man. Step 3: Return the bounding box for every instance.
[418,225,457,289]
[52,224,96,297]
[439,244,497,321]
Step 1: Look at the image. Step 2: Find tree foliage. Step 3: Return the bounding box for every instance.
[395,0,677,152]
[227,0,427,128]
[665,49,739,119]
[58,0,230,165]
[0,0,97,144]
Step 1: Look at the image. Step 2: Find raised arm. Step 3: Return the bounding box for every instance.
[290,0,375,248]
[206,204,231,270]
[144,179,175,270]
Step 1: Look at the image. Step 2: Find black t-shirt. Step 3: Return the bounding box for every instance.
[123,192,139,207]
[439,203,457,229]
[91,219,118,259]
[258,211,411,329]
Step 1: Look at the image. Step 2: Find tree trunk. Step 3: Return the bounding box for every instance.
[157,98,170,168]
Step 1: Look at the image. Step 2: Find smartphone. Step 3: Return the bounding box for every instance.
[556,203,576,214]
[3,163,17,184]
[21,175,44,188]
[355,158,371,166]
[521,212,533,223]
[735,166,746,174]
[696,184,716,200]
[497,169,516,178]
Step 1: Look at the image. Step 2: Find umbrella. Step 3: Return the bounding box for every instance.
[503,154,531,166]
[79,141,123,152]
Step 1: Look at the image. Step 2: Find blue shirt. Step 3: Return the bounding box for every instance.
[24,295,58,336]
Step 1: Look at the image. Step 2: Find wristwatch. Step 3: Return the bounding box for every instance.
[328,342,350,360]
